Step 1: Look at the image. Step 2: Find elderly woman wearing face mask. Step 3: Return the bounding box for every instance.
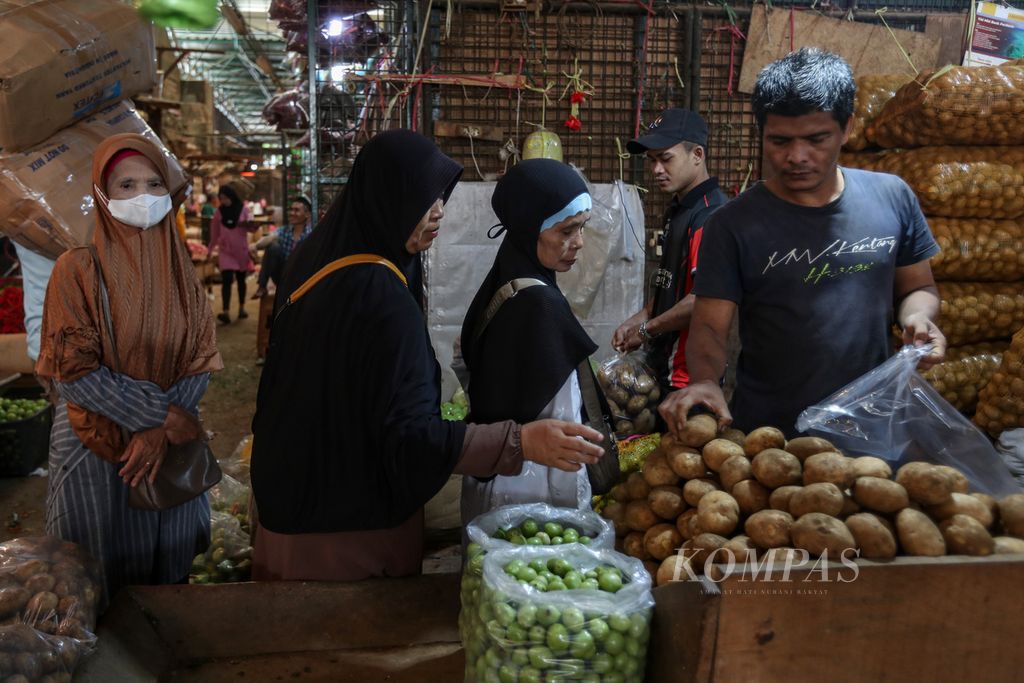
[36,134,222,607]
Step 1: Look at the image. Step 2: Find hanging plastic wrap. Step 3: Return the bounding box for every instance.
[840,147,1024,219]
[261,89,309,131]
[270,0,378,32]
[936,282,1024,346]
[845,74,911,152]
[929,217,1024,281]
[922,341,1008,414]
[975,327,1024,438]
[869,60,1024,149]
[797,345,1020,496]
[282,13,389,61]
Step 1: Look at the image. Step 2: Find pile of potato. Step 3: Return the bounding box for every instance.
[975,327,1024,437]
[597,418,1024,586]
[936,282,1024,346]
[868,61,1024,149]
[845,74,911,151]
[923,342,1008,414]
[929,218,1024,282]
[597,357,660,436]
[840,147,1024,219]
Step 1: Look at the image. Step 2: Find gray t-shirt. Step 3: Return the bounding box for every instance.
[693,168,939,436]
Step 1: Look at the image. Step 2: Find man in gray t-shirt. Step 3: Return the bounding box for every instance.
[659,48,947,438]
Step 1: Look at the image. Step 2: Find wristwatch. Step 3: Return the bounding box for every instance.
[638,320,655,343]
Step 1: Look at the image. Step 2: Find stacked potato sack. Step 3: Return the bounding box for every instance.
[975,327,1024,437]
[922,342,1008,413]
[841,61,1024,427]
[598,418,1024,586]
[844,74,913,152]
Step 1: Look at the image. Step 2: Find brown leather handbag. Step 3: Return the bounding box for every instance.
[89,246,221,511]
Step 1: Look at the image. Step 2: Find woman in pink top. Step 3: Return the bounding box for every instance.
[209,186,257,323]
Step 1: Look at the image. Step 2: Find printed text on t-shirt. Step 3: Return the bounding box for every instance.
[761,236,898,275]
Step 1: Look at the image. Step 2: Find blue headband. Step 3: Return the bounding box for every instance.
[540,192,592,231]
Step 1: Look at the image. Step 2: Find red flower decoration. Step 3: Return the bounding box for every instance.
[564,115,582,132]
[570,91,586,104]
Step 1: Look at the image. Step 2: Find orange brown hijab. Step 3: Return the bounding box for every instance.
[36,133,222,461]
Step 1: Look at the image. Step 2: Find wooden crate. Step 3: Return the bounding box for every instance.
[648,555,1024,683]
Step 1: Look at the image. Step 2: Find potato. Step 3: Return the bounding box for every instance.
[14,652,41,680]
[12,560,48,584]
[751,448,803,488]
[719,455,754,491]
[625,472,651,501]
[851,477,910,514]
[761,547,811,567]
[676,509,698,540]
[722,535,758,562]
[927,492,995,528]
[998,493,1024,538]
[971,493,1000,527]
[678,414,718,448]
[934,465,970,494]
[697,491,740,536]
[975,330,1024,436]
[24,592,58,616]
[839,493,861,519]
[683,478,720,507]
[0,587,31,618]
[615,419,635,434]
[608,483,630,504]
[665,446,707,480]
[23,575,55,595]
[732,480,771,516]
[784,436,836,462]
[745,510,794,549]
[803,452,854,488]
[789,483,844,518]
[0,623,43,652]
[721,428,746,446]
[896,508,947,556]
[56,597,79,618]
[648,486,686,520]
[626,394,648,416]
[845,512,898,559]
[850,456,892,480]
[644,523,684,561]
[769,486,802,514]
[895,462,956,506]
[623,531,651,560]
[642,450,679,487]
[791,513,857,558]
[744,426,786,457]
[994,536,1024,554]
[940,514,995,556]
[601,501,628,535]
[690,533,729,568]
[625,500,659,532]
[702,438,745,472]
[656,554,695,586]
[642,560,660,582]
[635,409,657,434]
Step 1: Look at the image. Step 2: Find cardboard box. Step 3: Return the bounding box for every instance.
[0,0,157,153]
[0,100,188,258]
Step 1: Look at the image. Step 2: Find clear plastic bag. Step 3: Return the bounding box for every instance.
[464,544,653,683]
[597,353,661,437]
[190,511,252,584]
[220,435,252,486]
[796,345,1020,496]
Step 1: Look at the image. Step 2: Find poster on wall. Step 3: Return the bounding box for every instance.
[964,2,1024,65]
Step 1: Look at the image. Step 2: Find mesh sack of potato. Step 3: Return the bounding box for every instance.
[975,327,1024,437]
[0,536,101,682]
[467,544,653,683]
[597,353,661,437]
[929,217,1024,281]
[839,147,1024,219]
[923,342,1009,413]
[868,60,1024,149]
[845,74,912,151]
[936,282,1024,346]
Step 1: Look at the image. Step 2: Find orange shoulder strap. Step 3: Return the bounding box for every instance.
[287,253,408,305]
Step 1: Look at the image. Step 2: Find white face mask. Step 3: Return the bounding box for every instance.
[106,192,172,229]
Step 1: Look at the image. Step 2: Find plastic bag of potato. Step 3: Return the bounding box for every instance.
[922,342,1008,414]
[466,545,653,683]
[840,147,1024,219]
[845,74,912,151]
[868,60,1024,149]
[975,327,1024,438]
[0,536,101,682]
[597,353,661,437]
[797,345,1020,496]
[936,282,1024,346]
[929,217,1024,281]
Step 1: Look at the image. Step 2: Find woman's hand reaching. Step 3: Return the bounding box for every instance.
[521,420,604,472]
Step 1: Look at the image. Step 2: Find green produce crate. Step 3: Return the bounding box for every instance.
[0,388,51,476]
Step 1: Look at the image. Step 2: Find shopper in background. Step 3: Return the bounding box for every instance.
[208,185,257,324]
[659,48,945,439]
[612,109,727,394]
[251,196,313,301]
[36,133,223,607]
[250,131,604,581]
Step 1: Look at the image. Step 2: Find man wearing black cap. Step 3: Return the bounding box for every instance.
[612,108,727,393]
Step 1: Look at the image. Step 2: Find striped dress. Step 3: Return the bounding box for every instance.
[46,368,211,609]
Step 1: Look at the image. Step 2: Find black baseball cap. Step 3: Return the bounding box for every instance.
[627,108,708,154]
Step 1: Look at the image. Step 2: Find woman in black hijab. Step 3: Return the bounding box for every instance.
[459,159,602,524]
[250,131,605,581]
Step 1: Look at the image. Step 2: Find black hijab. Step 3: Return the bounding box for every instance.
[461,159,598,424]
[218,186,243,228]
[251,130,465,534]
